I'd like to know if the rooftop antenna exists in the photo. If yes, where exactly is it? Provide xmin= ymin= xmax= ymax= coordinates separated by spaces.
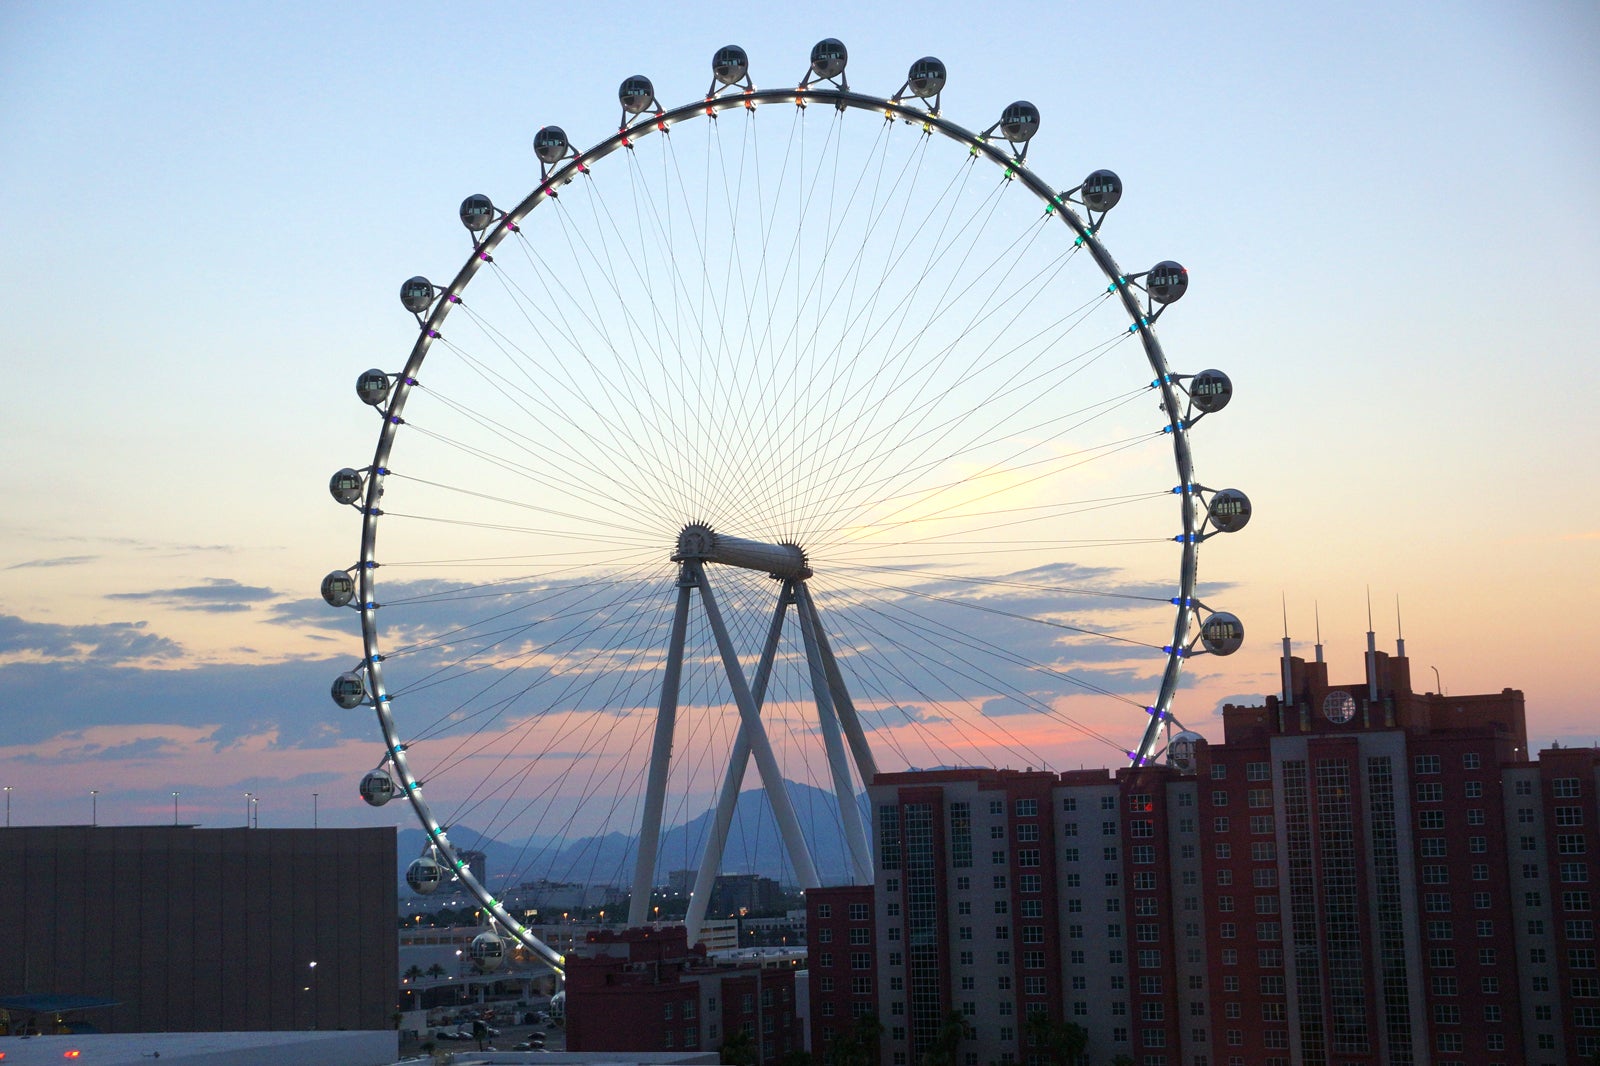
xmin=1395 ymin=596 xmax=1406 ymax=658
xmin=1280 ymin=593 xmax=1294 ymax=708
xmin=1314 ymin=601 xmax=1325 ymax=663
xmin=1365 ymin=586 xmax=1379 ymax=701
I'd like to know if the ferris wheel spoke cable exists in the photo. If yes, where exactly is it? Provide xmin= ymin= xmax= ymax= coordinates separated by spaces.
xmin=777 ymin=122 xmax=933 ymax=530
xmin=593 ymin=167 xmax=730 ymax=513
xmin=391 ymin=569 xmax=671 ymax=719
xmin=815 ymin=580 xmax=1131 ymax=755
xmin=814 ymin=425 xmax=1161 ymax=559
xmin=735 ymin=108 xmax=879 ymax=537
xmin=789 ymin=325 xmax=1134 ymax=530
xmin=806 ymin=435 xmax=1160 ymax=547
xmin=802 ymin=372 xmax=1146 ymax=539
xmin=448 ymin=284 xmax=685 ymax=516
xmin=489 ymin=242 xmax=696 ymax=522
xmin=424 ymin=328 xmax=684 ymax=529
xmin=811 ymin=600 xmax=1045 ymax=770
xmin=788 ymin=161 xmax=1002 ymax=528
xmin=417 ymin=581 xmax=677 ymax=793
xmin=545 ymin=195 xmax=716 ymax=515
xmin=796 ymin=211 xmax=1077 ymax=537
xmin=377 ymin=563 xmax=666 ymax=660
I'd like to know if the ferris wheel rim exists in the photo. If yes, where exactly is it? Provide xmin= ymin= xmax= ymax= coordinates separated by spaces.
xmin=342 ymin=68 xmax=1219 ymax=978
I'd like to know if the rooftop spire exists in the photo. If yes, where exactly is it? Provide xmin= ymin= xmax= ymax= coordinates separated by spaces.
xmin=1396 ymin=595 xmax=1406 ymax=658
xmin=1314 ymin=601 xmax=1324 ymax=663
xmin=1365 ymin=586 xmax=1379 ymax=701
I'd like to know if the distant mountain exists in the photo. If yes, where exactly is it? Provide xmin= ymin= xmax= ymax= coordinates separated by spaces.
xmin=396 ymin=779 xmax=867 ymax=892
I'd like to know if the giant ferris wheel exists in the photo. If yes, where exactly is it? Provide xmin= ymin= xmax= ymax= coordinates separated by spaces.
xmin=322 ymin=42 xmax=1249 ymax=975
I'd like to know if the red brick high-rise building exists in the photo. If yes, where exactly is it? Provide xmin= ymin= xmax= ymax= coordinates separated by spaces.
xmin=566 ymin=925 xmax=802 ymax=1063
xmin=817 ymin=637 xmax=1596 ymax=1066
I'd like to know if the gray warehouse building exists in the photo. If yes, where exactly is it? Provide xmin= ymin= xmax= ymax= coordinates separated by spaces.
xmin=0 ymin=825 xmax=396 ymax=1034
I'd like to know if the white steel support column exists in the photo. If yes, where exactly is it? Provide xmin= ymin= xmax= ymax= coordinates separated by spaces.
xmin=685 ymin=581 xmax=792 ymax=945
xmin=628 ymin=566 xmax=693 ymax=926
xmin=797 ymin=585 xmax=874 ymax=884
xmin=796 ymin=582 xmax=879 ymax=783
xmin=691 ymin=560 xmax=822 ymax=890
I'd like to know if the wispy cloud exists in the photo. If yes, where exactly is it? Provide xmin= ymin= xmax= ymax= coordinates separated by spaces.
xmin=6 ymin=554 xmax=99 ymax=570
xmin=107 ymin=578 xmax=277 ymax=612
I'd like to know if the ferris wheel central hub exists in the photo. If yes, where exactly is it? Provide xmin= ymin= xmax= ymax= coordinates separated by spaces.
xmin=674 ymin=522 xmax=812 ymax=580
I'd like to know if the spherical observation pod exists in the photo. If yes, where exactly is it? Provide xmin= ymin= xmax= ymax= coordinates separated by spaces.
xmin=1206 ymin=489 xmax=1251 ymax=533
xmin=1082 ymin=169 xmax=1122 ymax=213
xmin=331 ymin=670 xmax=368 ymax=709
xmin=321 ymin=570 xmax=356 ymax=608
xmin=329 ymin=468 xmax=364 ymax=505
xmin=360 ymin=767 xmax=396 ymax=806
xmin=1147 ymin=260 xmax=1188 ymax=304
xmin=619 ymin=75 xmax=656 ymax=115
xmin=470 ymin=931 xmax=507 ymax=971
xmin=907 ymin=56 xmax=946 ymax=98
xmin=533 ymin=126 xmax=569 ymax=165
xmin=1323 ymin=689 xmax=1357 ymax=724
xmin=1199 ymin=612 xmax=1244 ymax=656
xmin=809 ymin=38 xmax=847 ymax=80
xmin=406 ymin=855 xmax=445 ymax=895
xmin=1167 ymin=730 xmax=1205 ymax=773
xmin=400 ymin=276 xmax=436 ymax=314
xmin=459 ymin=194 xmax=496 ymax=232
xmin=712 ymin=45 xmax=749 ymax=87
xmin=999 ymin=101 xmax=1040 ymax=143
xmin=356 ymin=369 xmax=391 ymax=407
xmin=1189 ymin=369 xmax=1233 ymax=413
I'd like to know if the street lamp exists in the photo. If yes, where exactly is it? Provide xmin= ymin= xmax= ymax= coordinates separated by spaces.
xmin=250 ymin=795 xmax=259 ymax=828
xmin=90 ymin=790 xmax=99 ymax=827
xmin=313 ymin=792 xmax=319 ymax=829
xmin=244 ymin=792 xmax=253 ymax=828
xmin=4 ymin=786 xmax=12 ymax=827
xmin=172 ymin=792 xmax=180 ymax=826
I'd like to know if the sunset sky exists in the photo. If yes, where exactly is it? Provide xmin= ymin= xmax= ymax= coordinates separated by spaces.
xmin=2 ymin=1 xmax=1596 ymax=838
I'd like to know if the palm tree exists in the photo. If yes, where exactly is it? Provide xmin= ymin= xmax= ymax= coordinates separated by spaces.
xmin=426 ymin=963 xmax=448 ymax=980
xmin=404 ymin=964 xmax=425 ymax=982
xmin=1021 ymin=1014 xmax=1088 ymax=1066
xmin=919 ymin=1011 xmax=967 ymax=1066
xmin=722 ymin=1028 xmax=758 ymax=1066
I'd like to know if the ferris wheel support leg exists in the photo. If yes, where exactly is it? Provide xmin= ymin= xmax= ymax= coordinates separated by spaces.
xmin=797 ymin=583 xmax=879 ymax=783
xmin=796 ymin=583 xmax=874 ymax=884
xmin=628 ymin=568 xmax=693 ymax=926
xmin=693 ymin=560 xmax=822 ymax=890
xmin=685 ymin=581 xmax=792 ymax=945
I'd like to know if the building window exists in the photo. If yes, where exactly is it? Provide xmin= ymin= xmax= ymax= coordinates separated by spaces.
xmin=1463 ymin=752 xmax=1480 ymax=769
xmin=1416 ymin=782 xmax=1444 ymax=803
xmin=1555 ymin=778 xmax=1583 ymax=798
xmin=1418 ymin=811 xmax=1445 ymax=830
xmin=1062 ymin=797 xmax=1077 ymax=812
xmin=1414 ymin=754 xmax=1441 ymax=775
xmin=1016 ymin=799 xmax=1038 ymax=817
xmin=817 ymin=904 xmax=832 ymax=919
